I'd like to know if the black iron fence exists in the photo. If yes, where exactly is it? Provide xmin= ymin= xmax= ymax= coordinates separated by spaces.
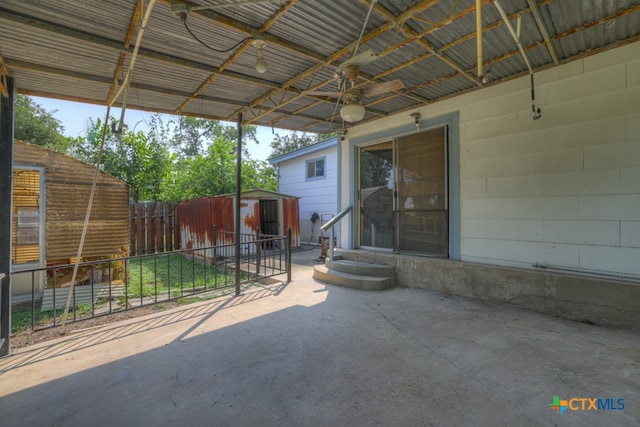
xmin=12 ymin=230 xmax=292 ymax=332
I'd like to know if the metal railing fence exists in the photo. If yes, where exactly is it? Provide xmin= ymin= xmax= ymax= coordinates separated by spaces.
xmin=12 ymin=230 xmax=291 ymax=332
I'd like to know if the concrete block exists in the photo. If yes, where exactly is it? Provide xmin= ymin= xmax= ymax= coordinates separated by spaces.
xmin=466 ymin=114 xmax=517 ymax=140
xmin=511 ymin=196 xmax=578 ymax=220
xmin=516 ymin=147 xmax=583 ymax=175
xmin=543 ymin=169 xmax=620 ymax=196
xmin=629 ymin=58 xmax=640 ymax=88
xmin=548 ymin=64 xmax=625 ymax=104
xmin=548 ymin=116 xmax=626 ymax=149
xmin=462 ymin=198 xmax=512 ymax=219
xmin=627 ymin=112 xmax=640 ymax=140
xmin=461 ymin=99 xmax=494 ymax=122
xmin=462 ymin=238 xmax=579 ymax=267
xmin=461 ymin=218 xmax=487 ymax=238
xmin=513 ymin=129 xmax=549 ymax=154
xmin=463 ymin=139 xmax=492 ymax=161
xmin=579 ymin=245 xmax=640 ymax=276
xmin=584 ymin=87 xmax=640 ymax=121
xmin=484 ymin=219 xmax=544 ymax=242
xmin=517 ymin=99 xmax=583 ymax=133
xmin=464 ymin=158 xmax=486 ymax=180
xmin=579 ymin=195 xmax=640 ymax=220
xmin=584 ymin=47 xmax=629 ymax=72
xmin=621 ymin=166 xmax=640 ymax=193
xmin=487 ymin=175 xmax=544 ymax=198
xmin=494 ymin=92 xmax=519 ymax=117
xmin=461 ymin=178 xmax=486 ymax=199
xmin=536 ymin=59 xmax=584 ymax=85
xmin=484 ymin=156 xmax=520 ymax=178
xmin=621 ymin=221 xmax=640 ymax=248
xmin=543 ymin=220 xmax=620 ymax=246
xmin=463 ymin=134 xmax=517 ymax=161
xmin=584 ymin=141 xmax=640 ymax=170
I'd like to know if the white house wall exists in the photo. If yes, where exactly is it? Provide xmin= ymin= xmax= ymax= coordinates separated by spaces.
xmin=343 ymin=41 xmax=640 ymax=277
xmin=277 ymin=148 xmax=337 ymax=243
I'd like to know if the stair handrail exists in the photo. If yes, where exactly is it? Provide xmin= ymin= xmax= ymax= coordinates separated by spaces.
xmin=320 ymin=205 xmax=352 ymax=261
xmin=321 ymin=205 xmax=352 ymax=232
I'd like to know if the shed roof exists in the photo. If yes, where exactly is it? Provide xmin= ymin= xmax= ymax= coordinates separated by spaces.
xmin=1 ymin=1 xmax=639 ymax=134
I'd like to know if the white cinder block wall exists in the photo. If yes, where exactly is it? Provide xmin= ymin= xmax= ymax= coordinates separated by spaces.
xmin=276 ymin=148 xmax=338 ymax=243
xmin=344 ymin=41 xmax=640 ymax=277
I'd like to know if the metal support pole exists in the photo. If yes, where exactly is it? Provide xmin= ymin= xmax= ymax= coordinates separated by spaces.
xmin=287 ymin=227 xmax=292 ymax=283
xmin=255 ymin=227 xmax=261 ymax=278
xmin=329 ymin=226 xmax=335 ymax=261
xmin=235 ymin=113 xmax=242 ymax=296
xmin=0 ymin=76 xmax=14 ymax=357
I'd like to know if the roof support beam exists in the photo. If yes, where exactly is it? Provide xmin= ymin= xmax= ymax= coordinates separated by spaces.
xmin=527 ymin=0 xmax=560 ymax=65
xmin=175 ymin=0 xmax=299 ymax=114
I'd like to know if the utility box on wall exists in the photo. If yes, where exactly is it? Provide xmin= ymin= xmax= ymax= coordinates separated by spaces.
xmin=176 ymin=189 xmax=300 ymax=256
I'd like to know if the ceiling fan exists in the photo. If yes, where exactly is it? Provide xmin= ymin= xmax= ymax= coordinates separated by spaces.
xmin=304 ymin=51 xmax=405 ymax=123
xmin=302 ymin=0 xmax=404 ymax=123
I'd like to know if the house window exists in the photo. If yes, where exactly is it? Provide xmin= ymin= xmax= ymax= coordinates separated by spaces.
xmin=306 ymin=157 xmax=325 ymax=180
xmin=12 ymin=168 xmax=41 ymax=264
xmin=17 ymin=207 xmax=40 ymax=245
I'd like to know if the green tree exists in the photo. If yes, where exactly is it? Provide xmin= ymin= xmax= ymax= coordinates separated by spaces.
xmin=72 ymin=117 xmax=172 ymax=201
xmin=14 ymin=95 xmax=74 ymax=153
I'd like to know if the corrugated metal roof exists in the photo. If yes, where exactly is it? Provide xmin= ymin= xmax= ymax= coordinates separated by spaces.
xmin=1 ymin=0 xmax=639 ymax=134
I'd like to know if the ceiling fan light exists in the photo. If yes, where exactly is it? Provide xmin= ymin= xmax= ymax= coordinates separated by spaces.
xmin=252 ymin=38 xmax=268 ymax=73
xmin=255 ymin=53 xmax=268 ymax=74
xmin=340 ymin=103 xmax=366 ymax=122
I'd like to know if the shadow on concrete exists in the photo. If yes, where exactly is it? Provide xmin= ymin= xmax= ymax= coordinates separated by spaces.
xmin=0 ymin=281 xmax=288 ymax=374
xmin=0 ymin=253 xmax=638 ymax=426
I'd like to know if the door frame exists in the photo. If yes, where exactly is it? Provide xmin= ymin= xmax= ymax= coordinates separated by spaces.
xmin=349 ymin=111 xmax=460 ymax=260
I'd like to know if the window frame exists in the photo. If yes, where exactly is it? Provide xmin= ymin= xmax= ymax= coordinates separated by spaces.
xmin=305 ymin=156 xmax=326 ymax=181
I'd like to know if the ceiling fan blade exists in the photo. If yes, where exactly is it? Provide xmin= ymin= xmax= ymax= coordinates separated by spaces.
xmin=303 ymin=90 xmax=344 ymax=97
xmin=362 ymin=79 xmax=405 ymax=97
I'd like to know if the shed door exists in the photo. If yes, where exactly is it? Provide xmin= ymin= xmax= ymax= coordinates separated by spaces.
xmin=259 ymin=200 xmax=279 ymax=236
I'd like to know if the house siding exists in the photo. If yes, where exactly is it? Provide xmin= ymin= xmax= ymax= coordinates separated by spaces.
xmin=343 ymin=41 xmax=640 ymax=278
xmin=273 ymin=141 xmax=338 ymax=243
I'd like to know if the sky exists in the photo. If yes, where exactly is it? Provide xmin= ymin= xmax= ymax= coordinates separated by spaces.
xmin=32 ymin=96 xmax=292 ymax=161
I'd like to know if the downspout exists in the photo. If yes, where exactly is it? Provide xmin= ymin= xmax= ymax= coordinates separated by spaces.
xmin=476 ymin=0 xmax=483 ymax=83
xmin=494 ymin=0 xmax=541 ymax=119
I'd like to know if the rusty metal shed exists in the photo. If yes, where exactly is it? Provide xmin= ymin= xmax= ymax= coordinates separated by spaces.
xmin=176 ymin=189 xmax=300 ymax=254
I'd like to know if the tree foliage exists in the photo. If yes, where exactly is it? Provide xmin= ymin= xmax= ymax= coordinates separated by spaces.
xmin=70 ymin=113 xmax=276 ymax=202
xmin=269 ymin=131 xmax=336 ymax=157
xmin=14 ymin=95 xmax=75 ymax=153
xmin=14 ymin=96 xmax=278 ymax=202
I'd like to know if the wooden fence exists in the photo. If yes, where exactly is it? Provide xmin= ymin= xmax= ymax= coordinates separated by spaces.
xmin=130 ymin=202 xmax=180 ymax=256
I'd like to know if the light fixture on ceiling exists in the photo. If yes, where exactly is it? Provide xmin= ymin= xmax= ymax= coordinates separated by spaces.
xmin=340 ymin=91 xmax=365 ymax=123
xmin=410 ymin=111 xmax=421 ymax=132
xmin=252 ymin=36 xmax=268 ymax=74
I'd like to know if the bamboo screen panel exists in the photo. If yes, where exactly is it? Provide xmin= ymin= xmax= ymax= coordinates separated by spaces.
xmin=11 ymin=168 xmax=40 ymax=264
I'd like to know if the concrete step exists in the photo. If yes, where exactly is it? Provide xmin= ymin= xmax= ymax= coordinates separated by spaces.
xmin=325 ymin=259 xmax=394 ymax=278
xmin=313 ymin=264 xmax=393 ymax=290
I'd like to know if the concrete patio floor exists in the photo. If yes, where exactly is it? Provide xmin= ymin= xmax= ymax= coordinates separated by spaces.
xmin=1 ymin=248 xmax=638 ymax=426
